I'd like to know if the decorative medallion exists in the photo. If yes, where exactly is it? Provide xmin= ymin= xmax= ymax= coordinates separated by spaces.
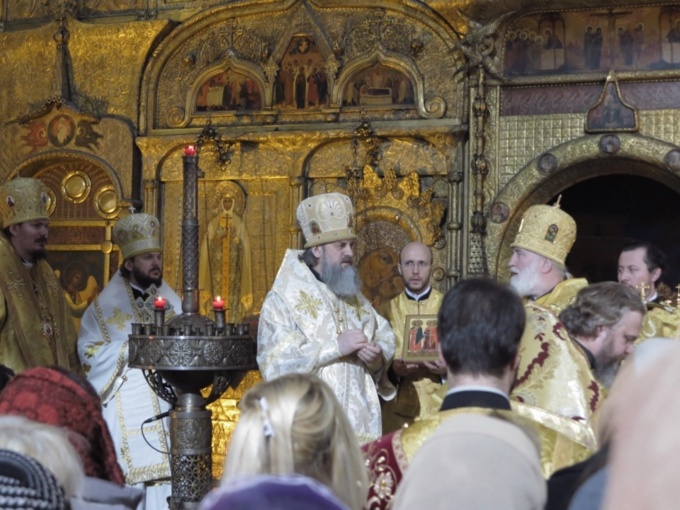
xmin=598 ymin=134 xmax=621 ymax=155
xmin=61 ymin=171 xmax=92 ymax=204
xmin=664 ymin=150 xmax=680 ymax=172
xmin=48 ymin=114 xmax=76 ymax=147
xmin=489 ymin=202 xmax=510 ymax=224
xmin=94 ymin=186 xmax=120 ymax=219
xmin=537 ymin=153 xmax=558 ymax=174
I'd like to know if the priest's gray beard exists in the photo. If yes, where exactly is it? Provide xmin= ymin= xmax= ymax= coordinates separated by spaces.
xmin=321 ymin=257 xmax=361 ymax=300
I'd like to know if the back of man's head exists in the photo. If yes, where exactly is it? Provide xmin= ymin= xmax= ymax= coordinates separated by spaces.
xmin=438 ymin=278 xmax=525 ymax=378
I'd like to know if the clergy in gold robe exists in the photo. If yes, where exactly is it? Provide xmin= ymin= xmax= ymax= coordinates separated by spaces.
xmin=258 ymin=193 xmax=395 ymax=444
xmin=0 ymin=178 xmax=78 ymax=373
xmin=508 ymin=201 xmax=597 ymax=418
xmin=641 ymin=303 xmax=678 ymax=339
xmin=512 ymin=301 xmax=604 ymax=421
xmin=514 ymin=283 xmax=645 ymax=427
xmin=379 ymin=241 xmax=445 ymax=433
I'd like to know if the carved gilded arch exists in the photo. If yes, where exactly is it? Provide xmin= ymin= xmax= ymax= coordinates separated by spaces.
xmin=139 ymin=0 xmax=462 ymax=132
xmin=334 ymin=49 xmax=446 ymax=119
xmin=486 ymin=133 xmax=680 ymax=280
xmin=169 ymin=56 xmax=270 ymax=128
xmin=13 ymin=150 xmax=126 ymax=212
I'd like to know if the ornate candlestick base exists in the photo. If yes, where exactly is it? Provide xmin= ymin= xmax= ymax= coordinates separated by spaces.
xmin=129 ymin=312 xmax=256 ymax=509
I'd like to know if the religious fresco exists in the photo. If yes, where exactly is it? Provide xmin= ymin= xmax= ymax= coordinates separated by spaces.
xmin=21 ymin=113 xmax=103 ymax=153
xmin=341 ymin=63 xmax=414 ymax=108
xmin=358 ymin=247 xmax=404 ymax=309
xmin=195 ymin=70 xmax=262 ymax=112
xmin=586 ymin=79 xmax=638 ymax=132
xmin=274 ymin=36 xmax=328 ymax=110
xmin=504 ymin=6 xmax=680 ymax=76
xmin=50 ymin=251 xmax=105 ymax=332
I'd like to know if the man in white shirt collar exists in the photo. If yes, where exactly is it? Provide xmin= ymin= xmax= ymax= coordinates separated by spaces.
xmin=617 ymin=241 xmax=666 ymax=303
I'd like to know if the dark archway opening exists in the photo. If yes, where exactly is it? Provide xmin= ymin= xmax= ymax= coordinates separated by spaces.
xmin=555 ymin=174 xmax=680 ymax=294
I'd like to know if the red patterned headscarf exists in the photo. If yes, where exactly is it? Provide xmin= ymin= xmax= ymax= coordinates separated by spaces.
xmin=0 ymin=367 xmax=125 ymax=485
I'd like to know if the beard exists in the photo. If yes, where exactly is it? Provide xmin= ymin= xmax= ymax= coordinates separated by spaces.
xmin=31 ymin=236 xmax=48 ymax=261
xmin=321 ymin=256 xmax=361 ymax=300
xmin=594 ymin=360 xmax=621 ymax=389
xmin=593 ymin=336 xmax=625 ymax=389
xmin=510 ymin=259 xmax=543 ymax=298
xmin=132 ymin=266 xmax=162 ymax=289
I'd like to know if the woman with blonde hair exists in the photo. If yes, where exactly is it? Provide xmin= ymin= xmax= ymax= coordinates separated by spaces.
xmin=221 ymin=373 xmax=368 ymax=510
xmin=0 ymin=415 xmax=84 ymax=499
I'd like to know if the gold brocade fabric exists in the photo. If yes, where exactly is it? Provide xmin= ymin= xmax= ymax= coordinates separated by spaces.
xmin=511 ymin=301 xmax=605 ymax=423
xmin=0 ymin=235 xmax=78 ymax=373
xmin=512 ymin=401 xmax=596 ymax=477
xmin=637 ymin=304 xmax=679 ymax=343
xmin=380 ymin=290 xmax=445 ymax=433
xmin=534 ymin=277 xmax=587 ymax=315
xmin=399 ymin=405 xmax=594 ymax=474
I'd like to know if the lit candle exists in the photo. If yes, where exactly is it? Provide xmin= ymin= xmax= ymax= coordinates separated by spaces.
xmin=212 ymin=296 xmax=225 ymax=311
xmin=184 ymin=145 xmax=196 ymax=157
xmin=154 ymin=296 xmax=168 ymax=310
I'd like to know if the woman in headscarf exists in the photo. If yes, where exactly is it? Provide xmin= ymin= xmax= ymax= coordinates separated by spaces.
xmin=0 ymin=366 xmax=124 ymax=483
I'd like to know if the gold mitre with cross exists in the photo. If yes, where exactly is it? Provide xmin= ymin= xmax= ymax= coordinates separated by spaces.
xmin=113 ymin=212 xmax=161 ymax=260
xmin=512 ymin=197 xmax=576 ymax=268
xmin=0 ymin=178 xmax=50 ymax=228
xmin=296 ymin=192 xmax=356 ymax=248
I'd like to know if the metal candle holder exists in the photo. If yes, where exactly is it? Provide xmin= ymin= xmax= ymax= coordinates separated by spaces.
xmin=129 ymin=147 xmax=256 ymax=509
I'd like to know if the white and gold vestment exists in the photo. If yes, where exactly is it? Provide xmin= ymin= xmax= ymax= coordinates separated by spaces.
xmin=258 ymin=249 xmax=396 ymax=444
xmin=78 ymin=272 xmax=182 ymax=508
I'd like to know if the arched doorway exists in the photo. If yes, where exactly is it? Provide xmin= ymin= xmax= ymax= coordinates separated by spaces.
xmin=486 ymin=135 xmax=680 ymax=282
xmin=557 ymin=172 xmax=680 ymax=291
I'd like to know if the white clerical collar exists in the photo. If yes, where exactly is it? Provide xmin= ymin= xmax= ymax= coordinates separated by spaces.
xmin=404 ymin=286 xmax=432 ymax=301
xmin=130 ymin=283 xmax=146 ymax=294
xmin=646 ymin=290 xmax=658 ymax=303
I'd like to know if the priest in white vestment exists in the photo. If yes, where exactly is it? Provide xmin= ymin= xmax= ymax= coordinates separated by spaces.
xmin=258 ymin=192 xmax=396 ymax=444
xmin=78 ymin=213 xmax=182 ymax=509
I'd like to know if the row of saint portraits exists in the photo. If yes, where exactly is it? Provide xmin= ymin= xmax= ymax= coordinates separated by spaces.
xmin=195 ymin=7 xmax=680 ymax=115
xmin=195 ymin=37 xmax=414 ymax=113
xmin=505 ymin=8 xmax=680 ymax=75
